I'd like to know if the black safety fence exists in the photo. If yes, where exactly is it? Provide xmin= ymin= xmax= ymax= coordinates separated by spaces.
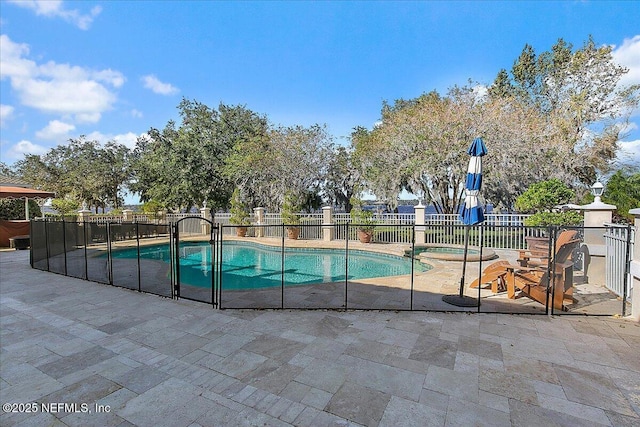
xmin=30 ymin=220 xmax=632 ymax=317
xmin=31 ymin=219 xmax=173 ymax=297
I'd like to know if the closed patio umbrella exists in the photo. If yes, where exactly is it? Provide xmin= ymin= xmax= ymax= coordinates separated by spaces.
xmin=443 ymin=137 xmax=487 ymax=307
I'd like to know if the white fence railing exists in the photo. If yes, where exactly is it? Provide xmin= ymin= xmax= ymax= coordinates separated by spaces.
xmin=71 ymin=211 xmax=544 ymax=249
xmin=424 ymin=213 xmax=532 ymax=226
xmin=82 ymin=214 xmax=154 ymax=224
xmin=604 ymin=224 xmax=634 ymax=299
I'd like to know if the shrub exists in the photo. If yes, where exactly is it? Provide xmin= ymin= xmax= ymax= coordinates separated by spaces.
xmin=0 ymin=199 xmax=42 ymax=220
xmin=523 ymin=211 xmax=583 ymax=226
xmin=229 ymin=188 xmax=251 ymax=226
xmin=281 ymin=191 xmax=302 ymax=226
xmin=515 ymin=179 xmax=575 ymax=213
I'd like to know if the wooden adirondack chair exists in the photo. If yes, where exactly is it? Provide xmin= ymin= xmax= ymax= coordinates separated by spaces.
xmin=517 ymin=230 xmax=578 ymax=268
xmin=505 ymin=238 xmax=581 ymax=310
xmin=471 ymin=231 xmax=581 ymax=310
xmin=470 ymin=260 xmax=511 ymax=293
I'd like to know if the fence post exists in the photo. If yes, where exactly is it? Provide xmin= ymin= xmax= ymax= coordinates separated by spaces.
xmin=123 ymin=209 xmax=134 ymax=222
xmin=254 ymin=207 xmax=265 ymax=237
xmin=157 ymin=209 xmax=167 ymax=224
xmin=630 ymin=208 xmax=640 ymax=321
xmin=77 ymin=206 xmax=91 ymax=222
xmin=77 ymin=206 xmax=92 ymax=243
xmin=322 ymin=206 xmax=334 ymax=241
xmin=578 ymin=198 xmax=616 ymax=286
xmin=200 ymin=206 xmax=211 ymax=235
xmin=414 ymin=203 xmax=425 ymax=245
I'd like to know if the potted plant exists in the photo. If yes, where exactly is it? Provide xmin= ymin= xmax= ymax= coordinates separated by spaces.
xmin=350 ymin=197 xmax=376 ymax=243
xmin=229 ymin=188 xmax=251 ymax=237
xmin=281 ymin=191 xmax=302 ymax=239
xmin=516 ymin=179 xmax=583 ymax=230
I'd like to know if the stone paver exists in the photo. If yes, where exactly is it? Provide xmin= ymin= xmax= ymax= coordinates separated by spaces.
xmin=1 ymin=249 xmax=639 ymax=426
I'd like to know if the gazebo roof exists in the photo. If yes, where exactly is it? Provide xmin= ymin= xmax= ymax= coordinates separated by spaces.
xmin=0 ymin=185 xmax=55 ymax=199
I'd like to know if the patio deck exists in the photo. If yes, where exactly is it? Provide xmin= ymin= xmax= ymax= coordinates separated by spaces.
xmin=1 ymin=249 xmax=639 ymax=426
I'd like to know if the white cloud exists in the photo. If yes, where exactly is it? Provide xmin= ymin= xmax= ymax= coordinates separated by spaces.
xmin=8 ymin=0 xmax=102 ymax=30
xmin=612 ymin=35 xmax=640 ymax=87
xmin=0 ymin=34 xmax=124 ymax=123
xmin=35 ymin=120 xmax=75 ymax=140
xmin=0 ymin=104 xmax=15 ymax=127
xmin=142 ymin=74 xmax=179 ymax=95
xmin=7 ymin=139 xmax=48 ymax=159
xmin=84 ymin=131 xmax=146 ymax=149
xmin=131 ymin=109 xmax=143 ymax=118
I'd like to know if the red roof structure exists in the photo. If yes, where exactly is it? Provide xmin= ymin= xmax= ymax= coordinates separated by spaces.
xmin=0 ymin=186 xmax=55 ymax=199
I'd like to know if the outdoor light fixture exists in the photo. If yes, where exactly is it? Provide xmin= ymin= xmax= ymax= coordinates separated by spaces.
xmin=591 ymin=181 xmax=604 ymax=203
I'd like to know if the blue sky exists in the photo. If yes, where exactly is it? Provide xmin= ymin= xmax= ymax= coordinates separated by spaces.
xmin=1 ymin=1 xmax=639 ymax=194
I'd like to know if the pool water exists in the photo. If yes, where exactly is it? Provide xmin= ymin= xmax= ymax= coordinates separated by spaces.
xmin=112 ymin=242 xmax=429 ymax=290
xmin=413 ymin=246 xmax=479 ymax=255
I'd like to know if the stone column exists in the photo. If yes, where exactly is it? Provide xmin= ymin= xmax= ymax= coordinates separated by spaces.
xmin=123 ymin=209 xmax=134 ymax=222
xmin=77 ymin=207 xmax=92 ymax=222
xmin=630 ymin=208 xmax=640 ymax=321
xmin=579 ymin=199 xmax=616 ymax=286
xmin=200 ymin=206 xmax=211 ymax=235
xmin=157 ymin=209 xmax=167 ymax=224
xmin=414 ymin=203 xmax=426 ymax=245
xmin=322 ymin=206 xmax=334 ymax=241
xmin=254 ymin=207 xmax=265 ymax=238
xmin=78 ymin=206 xmax=92 ymax=242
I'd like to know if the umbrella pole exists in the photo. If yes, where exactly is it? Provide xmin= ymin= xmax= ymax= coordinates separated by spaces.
xmin=459 ymin=225 xmax=470 ymax=297
xmin=442 ymin=224 xmax=478 ymax=307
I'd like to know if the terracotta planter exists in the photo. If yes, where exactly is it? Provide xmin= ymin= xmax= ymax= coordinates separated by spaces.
xmin=357 ymin=229 xmax=373 ymax=243
xmin=287 ymin=227 xmax=300 ymax=240
xmin=236 ymin=226 xmax=248 ymax=237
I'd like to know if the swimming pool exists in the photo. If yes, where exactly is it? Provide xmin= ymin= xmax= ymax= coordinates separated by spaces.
xmin=112 ymin=241 xmax=430 ymax=290
xmin=405 ymin=244 xmax=496 ymax=261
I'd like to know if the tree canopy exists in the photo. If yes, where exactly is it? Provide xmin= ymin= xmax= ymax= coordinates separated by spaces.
xmin=490 ymin=37 xmax=639 ymax=183
xmin=5 ymin=37 xmax=637 ymax=216
xmin=353 ymin=37 xmax=639 ymax=213
xmin=15 ymin=137 xmax=130 ymax=212
xmin=131 ymin=98 xmax=268 ymax=211
xmin=602 ymin=170 xmax=640 ymax=223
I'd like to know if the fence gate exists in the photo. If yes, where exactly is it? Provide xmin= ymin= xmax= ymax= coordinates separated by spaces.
xmin=604 ymin=224 xmax=633 ymax=306
xmin=173 ymin=216 xmax=220 ymax=307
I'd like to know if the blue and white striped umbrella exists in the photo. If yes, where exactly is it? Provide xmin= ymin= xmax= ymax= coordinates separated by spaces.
xmin=459 ymin=137 xmax=487 ymax=225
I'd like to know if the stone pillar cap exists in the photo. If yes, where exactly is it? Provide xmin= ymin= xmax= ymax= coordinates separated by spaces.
xmin=579 ymin=201 xmax=616 ymax=210
xmin=629 ymin=208 xmax=640 ymax=216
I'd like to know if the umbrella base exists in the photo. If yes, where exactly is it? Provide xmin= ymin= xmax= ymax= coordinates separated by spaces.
xmin=442 ymin=294 xmax=479 ymax=307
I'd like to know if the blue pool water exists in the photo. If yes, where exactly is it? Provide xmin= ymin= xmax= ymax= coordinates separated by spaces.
xmin=111 ymin=241 xmax=429 ymax=290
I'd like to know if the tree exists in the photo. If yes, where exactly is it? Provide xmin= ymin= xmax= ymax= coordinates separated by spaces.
xmin=132 ymin=99 xmax=268 ymax=211
xmin=352 ymin=87 xmax=558 ymax=213
xmin=96 ymin=141 xmax=131 ymax=209
xmin=515 ymin=179 xmax=575 ymax=213
xmin=353 ymin=90 xmax=476 ymax=214
xmin=515 ymin=179 xmax=582 ymax=226
xmin=0 ymin=162 xmax=17 ymax=177
xmin=51 ymin=198 xmax=80 ymax=216
xmin=489 ymin=37 xmax=640 ymax=185
xmin=15 ymin=138 xmax=131 ymax=211
xmin=226 ymin=124 xmax=333 ymax=211
xmin=322 ymin=146 xmax=360 ymax=212
xmin=356 ymin=36 xmax=639 ymax=214
xmin=0 ymin=199 xmax=41 ymax=220
xmin=229 ymin=188 xmax=251 ymax=226
xmin=602 ymin=170 xmax=640 ymax=223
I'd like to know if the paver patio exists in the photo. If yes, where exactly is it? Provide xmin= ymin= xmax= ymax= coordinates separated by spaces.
xmin=1 ymin=249 xmax=639 ymax=426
